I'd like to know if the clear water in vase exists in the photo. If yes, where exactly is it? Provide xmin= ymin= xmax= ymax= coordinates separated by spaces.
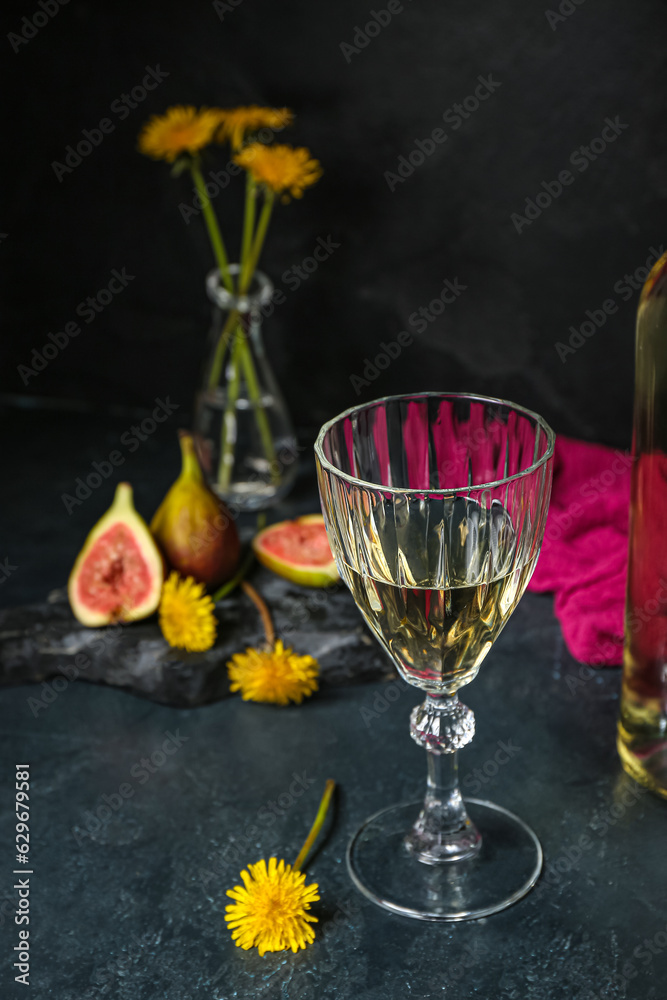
xmin=195 ymin=384 xmax=299 ymax=510
xmin=193 ymin=266 xmax=298 ymax=511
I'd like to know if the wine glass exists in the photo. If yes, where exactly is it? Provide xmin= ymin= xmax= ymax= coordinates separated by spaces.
xmin=315 ymin=392 xmax=554 ymax=921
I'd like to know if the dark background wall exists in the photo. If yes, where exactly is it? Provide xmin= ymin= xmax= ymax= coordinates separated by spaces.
xmin=3 ymin=0 xmax=667 ymax=447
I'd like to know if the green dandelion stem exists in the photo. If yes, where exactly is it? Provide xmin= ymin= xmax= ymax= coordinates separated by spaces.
xmin=294 ymin=779 xmax=336 ymax=872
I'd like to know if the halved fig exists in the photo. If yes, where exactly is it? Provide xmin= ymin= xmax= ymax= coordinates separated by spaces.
xmin=68 ymin=482 xmax=164 ymax=626
xmin=252 ymin=514 xmax=339 ymax=588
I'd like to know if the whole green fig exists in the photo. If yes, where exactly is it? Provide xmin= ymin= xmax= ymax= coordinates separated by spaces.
xmin=151 ymin=431 xmax=240 ymax=588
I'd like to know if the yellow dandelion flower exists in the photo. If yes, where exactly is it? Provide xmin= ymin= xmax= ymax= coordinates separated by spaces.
xmin=225 ymin=857 xmax=319 ymax=955
xmin=216 ymin=105 xmax=294 ymax=150
xmin=227 ymin=639 xmax=319 ymax=705
xmin=158 ymin=572 xmax=217 ymax=652
xmin=234 ymin=144 xmax=322 ymax=201
xmin=138 ymin=105 xmax=223 ymax=162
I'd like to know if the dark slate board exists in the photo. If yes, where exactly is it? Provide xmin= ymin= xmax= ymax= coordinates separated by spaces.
xmin=0 ymin=569 xmax=394 ymax=707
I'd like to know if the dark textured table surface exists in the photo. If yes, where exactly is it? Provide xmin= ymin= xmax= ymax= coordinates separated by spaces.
xmin=2 ymin=405 xmax=667 ymax=999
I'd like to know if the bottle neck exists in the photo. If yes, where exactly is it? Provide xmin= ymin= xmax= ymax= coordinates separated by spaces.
xmin=206 ymin=265 xmax=273 ymax=313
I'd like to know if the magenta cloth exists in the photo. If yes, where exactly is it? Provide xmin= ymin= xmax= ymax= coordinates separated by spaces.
xmin=527 ymin=435 xmax=632 ymax=666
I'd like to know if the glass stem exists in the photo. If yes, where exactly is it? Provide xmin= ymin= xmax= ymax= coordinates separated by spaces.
xmin=406 ymin=694 xmax=481 ymax=864
xmin=425 ymin=749 xmax=469 ymax=835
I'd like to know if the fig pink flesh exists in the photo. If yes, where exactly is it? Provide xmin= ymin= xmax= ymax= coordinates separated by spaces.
xmin=76 ymin=524 xmax=153 ymax=614
xmin=260 ymin=522 xmax=334 ymax=567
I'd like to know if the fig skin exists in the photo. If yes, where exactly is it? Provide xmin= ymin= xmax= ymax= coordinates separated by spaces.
xmin=151 ymin=431 xmax=241 ymax=589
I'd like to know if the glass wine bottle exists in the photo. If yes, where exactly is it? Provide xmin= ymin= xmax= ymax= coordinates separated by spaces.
xmin=618 ymin=249 xmax=667 ymax=796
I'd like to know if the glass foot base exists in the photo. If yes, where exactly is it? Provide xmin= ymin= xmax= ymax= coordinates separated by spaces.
xmin=347 ymin=798 xmax=542 ymax=921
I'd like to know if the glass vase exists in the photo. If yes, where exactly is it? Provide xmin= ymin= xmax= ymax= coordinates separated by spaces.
xmin=193 ymin=266 xmax=298 ymax=511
